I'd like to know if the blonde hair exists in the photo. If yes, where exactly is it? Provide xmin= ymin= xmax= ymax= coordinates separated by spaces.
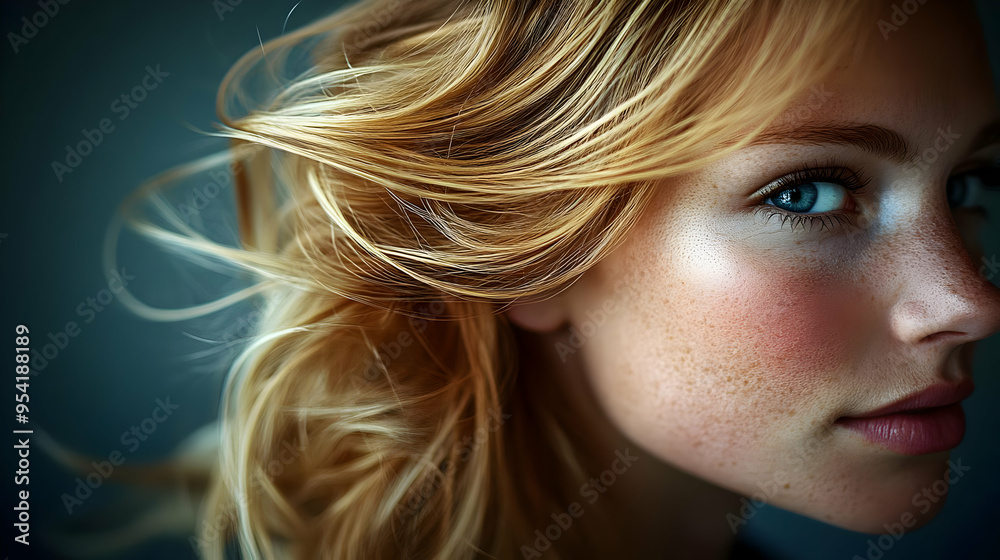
xmin=107 ymin=0 xmax=879 ymax=557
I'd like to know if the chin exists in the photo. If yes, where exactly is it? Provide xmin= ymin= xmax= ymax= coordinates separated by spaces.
xmin=823 ymin=497 xmax=946 ymax=535
xmin=791 ymin=451 xmax=963 ymax=535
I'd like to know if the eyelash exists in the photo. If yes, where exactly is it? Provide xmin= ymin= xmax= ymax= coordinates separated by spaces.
xmin=754 ymin=165 xmax=872 ymax=232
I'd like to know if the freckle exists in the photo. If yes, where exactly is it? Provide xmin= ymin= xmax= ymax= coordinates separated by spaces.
xmin=788 ymin=409 xmax=796 ymax=416
xmin=783 ymin=483 xmax=790 ymax=489
xmin=718 ymin=462 xmax=725 ymax=467
xmin=731 ymin=461 xmax=736 ymax=466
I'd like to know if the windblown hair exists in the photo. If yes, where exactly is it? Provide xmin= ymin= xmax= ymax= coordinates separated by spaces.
xmin=106 ymin=0 xmax=878 ymax=558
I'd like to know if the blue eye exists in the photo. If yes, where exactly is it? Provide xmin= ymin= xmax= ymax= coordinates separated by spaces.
xmin=946 ymin=173 xmax=983 ymax=209
xmin=765 ymin=181 xmax=850 ymax=214
xmin=754 ymin=166 xmax=870 ymax=231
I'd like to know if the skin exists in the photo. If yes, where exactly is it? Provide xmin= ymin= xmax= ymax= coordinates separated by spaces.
xmin=506 ymin=0 xmax=1000 ymax=553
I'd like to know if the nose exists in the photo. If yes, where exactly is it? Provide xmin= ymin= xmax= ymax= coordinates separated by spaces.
xmin=887 ymin=201 xmax=1000 ymax=348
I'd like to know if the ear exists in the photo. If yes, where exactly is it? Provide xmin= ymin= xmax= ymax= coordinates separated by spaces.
xmin=504 ymin=296 xmax=568 ymax=333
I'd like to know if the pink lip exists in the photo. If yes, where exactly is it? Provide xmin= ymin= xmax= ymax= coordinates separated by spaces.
xmin=836 ymin=379 xmax=975 ymax=455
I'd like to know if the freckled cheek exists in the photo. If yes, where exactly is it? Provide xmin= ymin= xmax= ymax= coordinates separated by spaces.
xmin=696 ymin=267 xmax=869 ymax=422
xmin=580 ymin=247 xmax=876 ymax=471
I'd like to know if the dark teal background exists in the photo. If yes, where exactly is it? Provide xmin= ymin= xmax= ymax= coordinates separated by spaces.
xmin=1 ymin=1 xmax=999 ymax=559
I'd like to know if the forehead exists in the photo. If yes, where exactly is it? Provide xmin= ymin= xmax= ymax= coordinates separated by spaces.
xmin=781 ymin=1 xmax=995 ymax=142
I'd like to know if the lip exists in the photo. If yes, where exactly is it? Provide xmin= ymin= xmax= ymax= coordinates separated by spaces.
xmin=847 ymin=378 xmax=975 ymax=418
xmin=836 ymin=379 xmax=975 ymax=455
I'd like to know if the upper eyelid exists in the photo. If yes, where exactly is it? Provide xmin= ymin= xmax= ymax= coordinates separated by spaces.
xmin=745 ymin=137 xmax=996 ymax=199
xmin=751 ymin=166 xmax=869 ymax=200
xmin=951 ymin=171 xmax=1000 ymax=199
xmin=950 ymin=154 xmax=1000 ymax=179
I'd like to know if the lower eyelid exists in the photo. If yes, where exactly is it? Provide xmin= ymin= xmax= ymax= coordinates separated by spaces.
xmin=753 ymin=206 xmax=856 ymax=232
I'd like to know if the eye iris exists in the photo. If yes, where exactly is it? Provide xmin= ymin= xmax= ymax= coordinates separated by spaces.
xmin=946 ymin=175 xmax=967 ymax=208
xmin=773 ymin=184 xmax=818 ymax=212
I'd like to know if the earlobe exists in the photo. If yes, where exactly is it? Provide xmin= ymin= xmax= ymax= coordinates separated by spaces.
xmin=504 ymin=297 xmax=569 ymax=333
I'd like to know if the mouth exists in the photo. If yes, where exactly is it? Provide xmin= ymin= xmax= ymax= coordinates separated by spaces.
xmin=835 ymin=379 xmax=975 ymax=455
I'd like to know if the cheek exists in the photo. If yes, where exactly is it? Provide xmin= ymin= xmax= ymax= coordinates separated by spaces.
xmin=574 ymin=195 xmax=965 ymax=531
xmin=715 ymin=261 xmax=872 ymax=413
xmin=578 ymin=243 xmax=879 ymax=485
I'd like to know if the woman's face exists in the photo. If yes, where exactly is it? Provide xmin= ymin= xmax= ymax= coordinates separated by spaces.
xmin=508 ymin=1 xmax=1000 ymax=532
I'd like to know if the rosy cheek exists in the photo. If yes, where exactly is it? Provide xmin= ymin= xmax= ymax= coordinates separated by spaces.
xmin=696 ymin=259 xmax=876 ymax=425
xmin=741 ymin=274 xmax=855 ymax=376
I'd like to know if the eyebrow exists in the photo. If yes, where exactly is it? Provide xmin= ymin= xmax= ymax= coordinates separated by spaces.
xmin=748 ymin=123 xmax=915 ymax=164
xmin=747 ymin=119 xmax=1000 ymax=165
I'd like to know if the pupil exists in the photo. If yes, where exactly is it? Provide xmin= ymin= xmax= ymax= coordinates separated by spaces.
xmin=779 ymin=189 xmax=801 ymax=204
xmin=775 ymin=183 xmax=818 ymax=212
